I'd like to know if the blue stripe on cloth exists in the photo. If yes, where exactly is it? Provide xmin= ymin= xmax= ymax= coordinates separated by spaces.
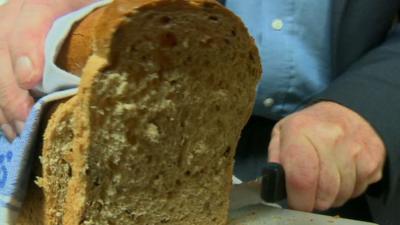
xmin=0 ymin=88 xmax=77 ymax=220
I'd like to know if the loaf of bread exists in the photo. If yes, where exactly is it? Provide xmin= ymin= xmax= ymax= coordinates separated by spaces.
xmin=17 ymin=0 xmax=261 ymax=224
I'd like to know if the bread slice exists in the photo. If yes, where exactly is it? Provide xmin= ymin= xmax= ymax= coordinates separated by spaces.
xmin=17 ymin=0 xmax=261 ymax=224
xmin=16 ymin=99 xmax=72 ymax=225
xmin=39 ymin=97 xmax=78 ymax=225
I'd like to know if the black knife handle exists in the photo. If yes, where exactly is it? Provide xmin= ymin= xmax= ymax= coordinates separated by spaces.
xmin=261 ymin=162 xmax=287 ymax=203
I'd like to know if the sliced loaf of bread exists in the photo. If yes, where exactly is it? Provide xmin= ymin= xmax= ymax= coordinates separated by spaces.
xmin=17 ymin=0 xmax=261 ymax=224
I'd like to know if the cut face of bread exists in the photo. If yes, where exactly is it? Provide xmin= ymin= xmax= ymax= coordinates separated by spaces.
xmin=18 ymin=1 xmax=261 ymax=225
xmin=39 ymin=98 xmax=78 ymax=225
xmin=16 ymin=99 xmax=72 ymax=225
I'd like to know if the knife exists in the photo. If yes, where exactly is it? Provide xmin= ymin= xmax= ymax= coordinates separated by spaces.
xmin=229 ymin=163 xmax=380 ymax=225
xmin=230 ymin=162 xmax=287 ymax=210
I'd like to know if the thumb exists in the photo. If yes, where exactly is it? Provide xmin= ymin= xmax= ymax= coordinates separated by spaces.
xmin=0 ymin=41 xmax=33 ymax=121
xmin=8 ymin=0 xmax=93 ymax=89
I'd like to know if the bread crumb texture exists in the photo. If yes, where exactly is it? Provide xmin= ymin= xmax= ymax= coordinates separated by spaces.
xmin=17 ymin=0 xmax=261 ymax=225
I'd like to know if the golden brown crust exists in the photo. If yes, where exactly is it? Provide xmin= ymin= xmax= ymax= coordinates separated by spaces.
xmin=56 ymin=0 xmax=231 ymax=74
xmin=56 ymin=7 xmax=104 ymax=76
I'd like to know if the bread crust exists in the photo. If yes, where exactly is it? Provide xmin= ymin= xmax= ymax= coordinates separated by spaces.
xmin=56 ymin=0 xmax=242 ymax=76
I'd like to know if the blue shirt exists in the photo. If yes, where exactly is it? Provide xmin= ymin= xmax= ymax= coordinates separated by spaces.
xmin=226 ymin=0 xmax=333 ymax=120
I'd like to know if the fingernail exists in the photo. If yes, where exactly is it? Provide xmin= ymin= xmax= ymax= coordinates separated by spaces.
xmin=15 ymin=56 xmax=33 ymax=83
xmin=15 ymin=121 xmax=25 ymax=135
xmin=1 ymin=123 xmax=16 ymax=142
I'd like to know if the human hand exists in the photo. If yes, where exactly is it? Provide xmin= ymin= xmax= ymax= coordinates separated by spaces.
xmin=0 ymin=0 xmax=93 ymax=141
xmin=268 ymin=101 xmax=386 ymax=211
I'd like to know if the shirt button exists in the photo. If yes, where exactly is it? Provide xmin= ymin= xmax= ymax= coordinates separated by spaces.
xmin=263 ymin=98 xmax=275 ymax=108
xmin=272 ymin=19 xmax=284 ymax=30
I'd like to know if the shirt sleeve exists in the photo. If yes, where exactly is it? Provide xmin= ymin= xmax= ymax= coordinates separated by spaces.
xmin=314 ymin=26 xmax=400 ymax=203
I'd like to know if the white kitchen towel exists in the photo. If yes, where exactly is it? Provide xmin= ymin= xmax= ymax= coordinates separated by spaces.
xmin=0 ymin=1 xmax=111 ymax=224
